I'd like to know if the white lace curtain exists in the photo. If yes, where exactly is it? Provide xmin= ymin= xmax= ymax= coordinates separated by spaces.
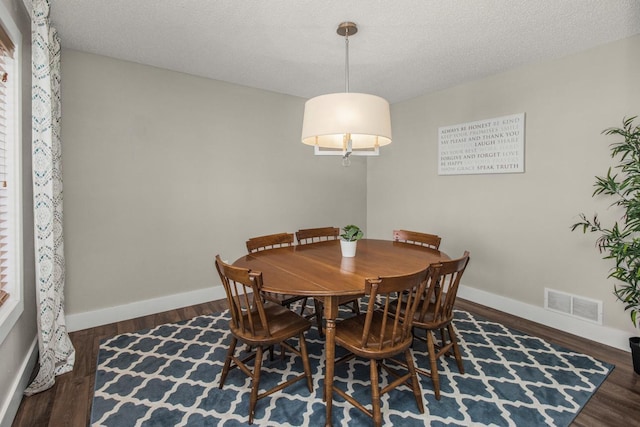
xmin=25 ymin=0 xmax=74 ymax=395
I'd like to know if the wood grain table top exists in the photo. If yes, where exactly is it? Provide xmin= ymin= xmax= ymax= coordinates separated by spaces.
xmin=233 ymin=238 xmax=449 ymax=297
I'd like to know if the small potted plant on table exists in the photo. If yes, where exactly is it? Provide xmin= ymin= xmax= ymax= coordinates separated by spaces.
xmin=340 ymin=224 xmax=363 ymax=257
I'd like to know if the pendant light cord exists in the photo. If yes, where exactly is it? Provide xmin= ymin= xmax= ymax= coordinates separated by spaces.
xmin=344 ymin=30 xmax=350 ymax=93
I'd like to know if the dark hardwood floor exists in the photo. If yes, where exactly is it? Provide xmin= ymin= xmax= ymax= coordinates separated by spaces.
xmin=11 ymin=298 xmax=640 ymax=426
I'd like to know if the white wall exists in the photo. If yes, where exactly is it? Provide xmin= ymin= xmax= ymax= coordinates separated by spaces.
xmin=0 ymin=1 xmax=36 ymax=426
xmin=367 ymin=35 xmax=640 ymax=346
xmin=60 ymin=50 xmax=368 ymax=325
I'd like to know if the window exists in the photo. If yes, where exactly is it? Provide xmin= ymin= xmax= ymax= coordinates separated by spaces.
xmin=0 ymin=2 xmax=22 ymax=346
xmin=0 ymin=21 xmax=14 ymax=309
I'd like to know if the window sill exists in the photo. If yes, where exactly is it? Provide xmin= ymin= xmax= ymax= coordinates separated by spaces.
xmin=0 ymin=296 xmax=23 ymax=345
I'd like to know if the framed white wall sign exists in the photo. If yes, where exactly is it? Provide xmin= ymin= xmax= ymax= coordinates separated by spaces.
xmin=438 ymin=113 xmax=525 ymax=175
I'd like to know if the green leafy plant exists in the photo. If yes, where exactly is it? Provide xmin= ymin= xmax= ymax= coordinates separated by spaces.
xmin=340 ymin=224 xmax=363 ymax=242
xmin=571 ymin=116 xmax=640 ymax=327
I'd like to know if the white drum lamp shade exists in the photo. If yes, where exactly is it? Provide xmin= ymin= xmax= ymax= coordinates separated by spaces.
xmin=301 ymin=92 xmax=392 ymax=150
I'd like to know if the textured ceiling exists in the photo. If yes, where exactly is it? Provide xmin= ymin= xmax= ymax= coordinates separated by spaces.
xmin=49 ymin=0 xmax=640 ymax=103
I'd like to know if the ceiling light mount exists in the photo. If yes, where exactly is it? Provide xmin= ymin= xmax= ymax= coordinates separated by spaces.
xmin=336 ymin=22 xmax=357 ymax=37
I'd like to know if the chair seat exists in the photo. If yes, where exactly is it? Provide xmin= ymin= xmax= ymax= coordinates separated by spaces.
xmin=390 ymin=297 xmax=453 ymax=330
xmin=335 ymin=312 xmax=414 ymax=359
xmin=412 ymin=309 xmax=453 ymax=329
xmin=232 ymin=303 xmax=312 ymax=346
xmin=338 ymin=295 xmax=360 ymax=305
xmin=312 ymin=295 xmax=361 ymax=336
xmin=262 ymin=291 xmax=307 ymax=307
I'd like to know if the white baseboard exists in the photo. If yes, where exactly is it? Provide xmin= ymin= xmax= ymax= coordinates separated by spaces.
xmin=458 ymin=284 xmax=632 ymax=352
xmin=65 ymin=286 xmax=227 ymax=332
xmin=65 ymin=283 xmax=631 ymax=352
xmin=0 ymin=338 xmax=38 ymax=427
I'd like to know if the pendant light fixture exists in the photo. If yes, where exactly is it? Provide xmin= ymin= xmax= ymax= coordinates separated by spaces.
xmin=301 ymin=22 xmax=392 ymax=166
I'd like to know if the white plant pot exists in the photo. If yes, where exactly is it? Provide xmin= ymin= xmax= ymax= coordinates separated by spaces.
xmin=340 ymin=240 xmax=357 ymax=257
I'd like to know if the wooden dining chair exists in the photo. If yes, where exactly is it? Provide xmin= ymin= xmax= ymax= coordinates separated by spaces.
xmin=246 ymin=232 xmax=308 ymax=314
xmin=215 ymin=255 xmax=313 ymax=424
xmin=246 ymin=232 xmax=296 ymax=252
xmin=331 ymin=268 xmax=430 ymax=427
xmin=411 ymin=251 xmax=470 ymax=400
xmin=393 ymin=229 xmax=442 ymax=250
xmin=295 ymin=227 xmax=360 ymax=335
xmin=295 ymin=226 xmax=340 ymax=244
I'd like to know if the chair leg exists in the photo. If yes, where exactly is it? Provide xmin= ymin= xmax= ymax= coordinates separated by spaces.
xmin=298 ymin=332 xmax=313 ymax=392
xmin=314 ymin=299 xmax=324 ymax=336
xmin=448 ymin=323 xmax=465 ymax=374
xmin=426 ymin=330 xmax=441 ymax=400
xmin=352 ymin=299 xmax=360 ymax=315
xmin=405 ymin=349 xmax=425 ymax=414
xmin=249 ymin=346 xmax=264 ymax=424
xmin=298 ymin=297 xmax=308 ymax=316
xmin=219 ymin=336 xmax=237 ymax=388
xmin=370 ymin=359 xmax=382 ymax=427
xmin=439 ymin=328 xmax=447 ymax=347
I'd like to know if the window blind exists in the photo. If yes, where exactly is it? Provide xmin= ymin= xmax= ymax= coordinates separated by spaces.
xmin=0 ymin=23 xmax=13 ymax=308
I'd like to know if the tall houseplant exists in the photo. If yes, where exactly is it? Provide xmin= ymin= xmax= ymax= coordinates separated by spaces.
xmin=571 ymin=117 xmax=640 ymax=372
xmin=571 ymin=117 xmax=640 ymax=327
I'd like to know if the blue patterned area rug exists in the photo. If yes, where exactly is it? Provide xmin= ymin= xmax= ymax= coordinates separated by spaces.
xmin=90 ymin=309 xmax=613 ymax=426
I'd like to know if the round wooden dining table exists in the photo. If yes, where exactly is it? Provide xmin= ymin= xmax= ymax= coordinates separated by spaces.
xmin=233 ymin=238 xmax=449 ymax=427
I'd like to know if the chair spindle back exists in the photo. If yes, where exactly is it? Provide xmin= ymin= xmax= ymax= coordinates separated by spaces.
xmin=296 ymin=227 xmax=340 ymax=245
xmin=416 ymin=251 xmax=470 ymax=325
xmin=393 ymin=229 xmax=442 ymax=250
xmin=361 ymin=268 xmax=429 ymax=351
xmin=215 ymin=255 xmax=271 ymax=338
xmin=246 ymin=233 xmax=294 ymax=253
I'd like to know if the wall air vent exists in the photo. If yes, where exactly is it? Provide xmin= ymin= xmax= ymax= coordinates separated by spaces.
xmin=544 ymin=288 xmax=602 ymax=325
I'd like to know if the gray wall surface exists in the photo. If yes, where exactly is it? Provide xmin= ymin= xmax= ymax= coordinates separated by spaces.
xmin=60 ymin=50 xmax=367 ymax=315
xmin=4 ymin=13 xmax=640 ymax=427
xmin=367 ymin=34 xmax=640 ymax=334
xmin=61 ymin=35 xmax=640 ymax=337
